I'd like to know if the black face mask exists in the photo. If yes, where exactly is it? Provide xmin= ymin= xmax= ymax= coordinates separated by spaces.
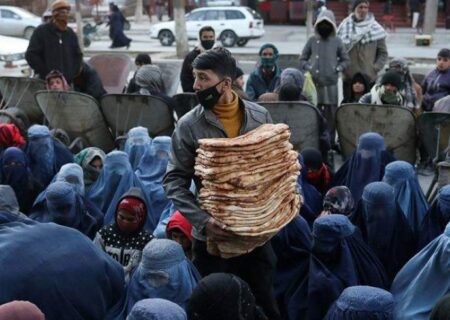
xmin=201 ymin=40 xmax=214 ymax=50
xmin=196 ymin=79 xmax=224 ymax=110
xmin=317 ymin=22 xmax=334 ymax=39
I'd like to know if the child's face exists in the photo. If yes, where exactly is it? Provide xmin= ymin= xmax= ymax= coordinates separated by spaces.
xmin=437 ymin=56 xmax=450 ymax=71
xmin=117 ymin=209 xmax=140 ymax=233
xmin=352 ymin=81 xmax=365 ymax=94
xmin=90 ymin=157 xmax=103 ymax=171
xmin=48 ymin=77 xmax=65 ymax=91
xmin=169 ymin=229 xmax=191 ymax=251
xmin=235 ymin=75 xmax=244 ymax=90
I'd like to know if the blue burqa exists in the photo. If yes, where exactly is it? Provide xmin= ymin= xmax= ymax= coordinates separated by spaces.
xmin=419 ymin=185 xmax=450 ymax=249
xmin=0 ymin=147 xmax=39 ymax=214
xmin=136 ymin=136 xmax=175 ymax=228
xmin=331 ymin=132 xmax=395 ymax=203
xmin=324 ymin=285 xmax=394 ymax=319
xmin=308 ymin=214 xmax=389 ymax=320
xmin=392 ymin=222 xmax=450 ymax=320
xmin=297 ymin=154 xmax=323 ymax=226
xmin=350 ymin=182 xmax=417 ymax=283
xmin=382 ymin=160 xmax=429 ymax=235
xmin=0 ymin=184 xmax=32 ymax=225
xmin=88 ymin=150 xmax=157 ymax=232
xmin=128 ymin=298 xmax=187 ymax=320
xmin=0 ymin=222 xmax=125 ymax=320
xmin=29 ymin=181 xmax=101 ymax=239
xmin=272 ymin=215 xmax=311 ymax=320
xmin=25 ymin=125 xmax=73 ymax=190
xmin=124 ymin=126 xmax=152 ymax=170
xmin=123 ymin=239 xmax=200 ymax=317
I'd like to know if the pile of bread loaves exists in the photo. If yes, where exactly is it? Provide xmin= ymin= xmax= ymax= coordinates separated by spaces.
xmin=195 ymin=123 xmax=301 ymax=258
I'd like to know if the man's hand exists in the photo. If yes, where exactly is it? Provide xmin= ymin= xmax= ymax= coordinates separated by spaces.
xmin=205 ymin=217 xmax=235 ymax=241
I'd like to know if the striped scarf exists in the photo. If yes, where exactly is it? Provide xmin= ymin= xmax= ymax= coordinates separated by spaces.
xmin=337 ymin=13 xmax=386 ymax=49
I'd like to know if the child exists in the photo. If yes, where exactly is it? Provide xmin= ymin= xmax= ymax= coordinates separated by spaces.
xmin=342 ymin=72 xmax=370 ymax=103
xmin=422 ymin=48 xmax=450 ymax=111
xmin=166 ymin=210 xmax=193 ymax=258
xmin=300 ymin=9 xmax=349 ymax=145
xmin=94 ymin=187 xmax=153 ymax=281
xmin=301 ymin=147 xmax=332 ymax=194
xmin=45 ymin=69 xmax=70 ymax=91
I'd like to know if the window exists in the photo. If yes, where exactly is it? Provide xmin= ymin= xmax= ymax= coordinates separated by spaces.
xmin=1 ymin=10 xmax=20 ymax=19
xmin=204 ymin=10 xmax=219 ymax=20
xmin=245 ymin=7 xmax=262 ymax=19
xmin=186 ymin=11 xmax=205 ymax=21
xmin=225 ymin=10 xmax=245 ymax=20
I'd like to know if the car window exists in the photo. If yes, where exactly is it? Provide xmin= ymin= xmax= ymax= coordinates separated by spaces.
xmin=204 ymin=10 xmax=220 ymax=20
xmin=225 ymin=10 xmax=245 ymax=20
xmin=1 ymin=9 xmax=20 ymax=19
xmin=186 ymin=11 xmax=205 ymax=21
xmin=245 ymin=7 xmax=262 ymax=19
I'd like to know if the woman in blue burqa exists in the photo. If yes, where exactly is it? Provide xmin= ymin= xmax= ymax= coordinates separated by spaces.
xmin=1 ymin=147 xmax=41 ymax=214
xmin=419 ymin=185 xmax=450 ymax=249
xmin=0 ymin=222 xmax=125 ymax=319
xmin=350 ymin=181 xmax=417 ymax=283
xmin=25 ymin=125 xmax=73 ymax=191
xmin=108 ymin=3 xmax=131 ymax=49
xmin=307 ymin=214 xmax=388 ymax=320
xmin=87 ymin=150 xmax=157 ymax=232
xmin=324 ymin=285 xmax=394 ymax=319
xmin=124 ymin=126 xmax=152 ymax=170
xmin=382 ymin=160 xmax=429 ymax=236
xmin=122 ymin=239 xmax=200 ymax=317
xmin=391 ymin=221 xmax=450 ymax=319
xmin=272 ymin=215 xmax=312 ymax=320
xmin=331 ymin=132 xmax=395 ymax=202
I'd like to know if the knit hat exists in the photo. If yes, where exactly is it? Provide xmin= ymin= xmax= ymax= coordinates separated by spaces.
xmin=380 ymin=70 xmax=403 ymax=90
xmin=258 ymin=43 xmax=279 ymax=57
xmin=438 ymin=48 xmax=450 ymax=59
xmin=235 ymin=67 xmax=244 ymax=79
xmin=51 ymin=0 xmax=71 ymax=12
xmin=352 ymin=0 xmax=369 ymax=11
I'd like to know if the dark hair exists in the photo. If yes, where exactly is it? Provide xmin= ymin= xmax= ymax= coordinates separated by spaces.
xmin=135 ymin=53 xmax=152 ymax=66
xmin=279 ymin=83 xmax=301 ymax=101
xmin=199 ymin=26 xmax=215 ymax=39
xmin=192 ymin=47 xmax=237 ymax=79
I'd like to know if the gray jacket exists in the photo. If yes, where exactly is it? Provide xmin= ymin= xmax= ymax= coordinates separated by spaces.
xmin=163 ymin=98 xmax=273 ymax=240
xmin=299 ymin=10 xmax=350 ymax=87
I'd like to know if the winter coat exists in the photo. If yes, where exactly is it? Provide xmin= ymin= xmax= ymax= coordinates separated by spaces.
xmin=422 ymin=68 xmax=450 ymax=111
xmin=300 ymin=10 xmax=349 ymax=105
xmin=245 ymin=65 xmax=282 ymax=101
xmin=73 ymin=62 xmax=107 ymax=101
xmin=25 ymin=22 xmax=82 ymax=84
xmin=180 ymin=48 xmax=202 ymax=93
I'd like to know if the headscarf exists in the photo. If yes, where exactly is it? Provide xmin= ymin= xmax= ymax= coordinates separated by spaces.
xmin=391 ymin=222 xmax=450 ymax=319
xmin=0 ymin=147 xmax=37 ymax=214
xmin=323 ymin=186 xmax=355 ymax=215
xmin=0 ymin=123 xmax=26 ymax=151
xmin=331 ymin=132 xmax=395 ymax=202
xmin=26 ymin=125 xmax=55 ymax=188
xmin=135 ymin=65 xmax=165 ymax=95
xmin=301 ymin=148 xmax=331 ymax=193
xmin=187 ymin=273 xmax=268 ymax=320
xmin=308 ymin=214 xmax=388 ymax=319
xmin=74 ymin=147 xmax=106 ymax=187
xmin=297 ymin=154 xmax=323 ymax=226
xmin=124 ymin=239 xmax=200 ymax=316
xmin=0 ymin=301 xmax=45 ymax=320
xmin=337 ymin=13 xmax=386 ymax=47
xmin=388 ymin=58 xmax=418 ymax=109
xmin=0 ymin=222 xmax=125 ymax=319
xmin=136 ymin=136 xmax=173 ymax=227
xmin=128 ymin=298 xmax=187 ymax=320
xmin=88 ymin=150 xmax=157 ymax=232
xmin=30 ymin=181 xmax=100 ymax=238
xmin=166 ymin=211 xmax=193 ymax=242
xmin=430 ymin=293 xmax=450 ymax=320
xmin=275 ymin=68 xmax=305 ymax=93
xmin=419 ymin=185 xmax=450 ymax=249
xmin=272 ymin=216 xmax=311 ymax=320
xmin=116 ymin=192 xmax=147 ymax=234
xmin=54 ymin=163 xmax=85 ymax=196
xmin=124 ymin=126 xmax=152 ymax=170
xmin=324 ymin=286 xmax=394 ymax=319
xmin=382 ymin=160 xmax=429 ymax=235
xmin=351 ymin=182 xmax=417 ymax=283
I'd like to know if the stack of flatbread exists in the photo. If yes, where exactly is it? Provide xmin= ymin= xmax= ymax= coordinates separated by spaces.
xmin=195 ymin=123 xmax=301 ymax=258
